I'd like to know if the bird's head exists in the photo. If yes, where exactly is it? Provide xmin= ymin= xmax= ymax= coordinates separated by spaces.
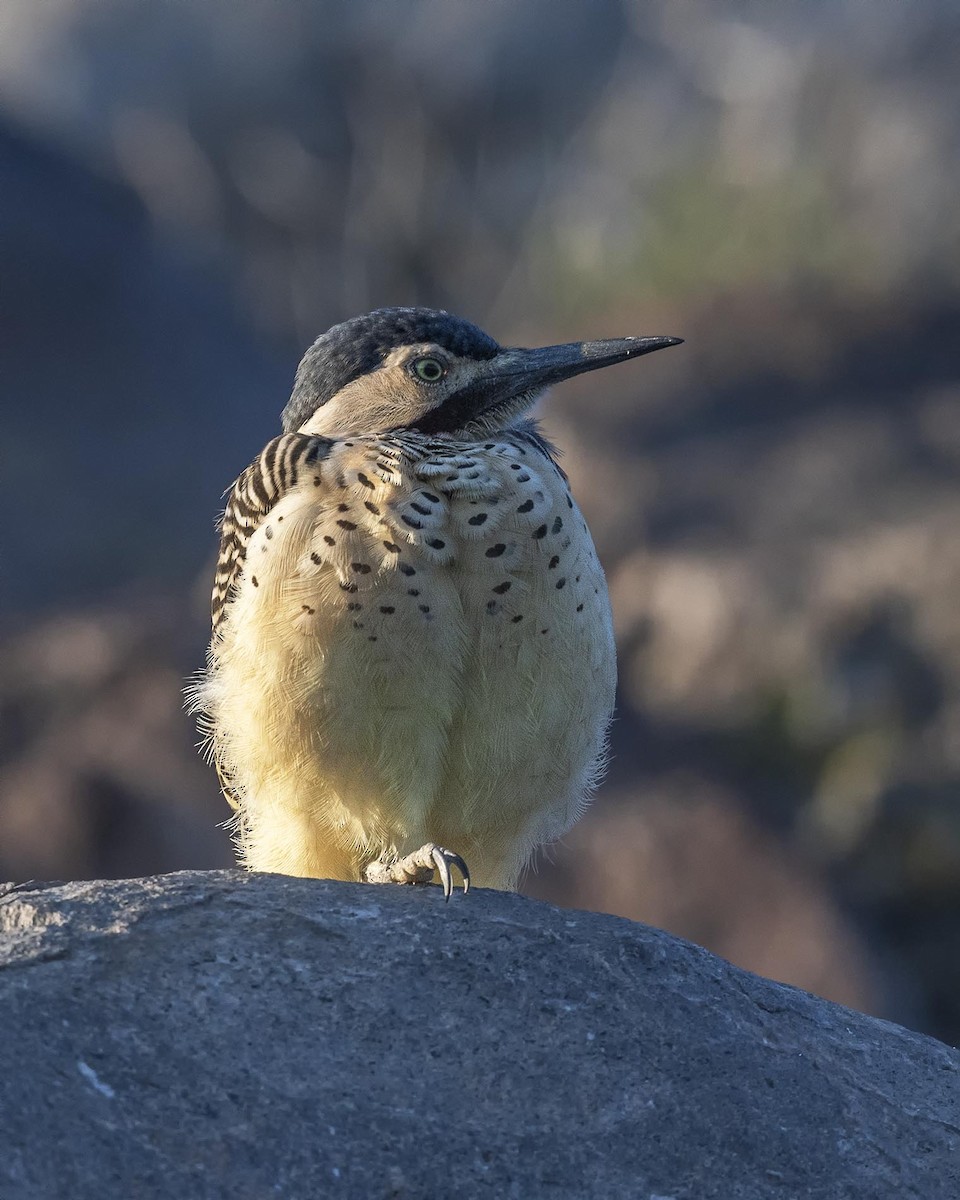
xmin=282 ymin=307 xmax=682 ymax=439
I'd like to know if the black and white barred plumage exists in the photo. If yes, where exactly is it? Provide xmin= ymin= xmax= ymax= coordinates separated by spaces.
xmin=212 ymin=434 xmax=331 ymax=637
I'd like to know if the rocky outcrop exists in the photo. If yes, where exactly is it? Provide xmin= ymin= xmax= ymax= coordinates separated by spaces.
xmin=1 ymin=871 xmax=956 ymax=1198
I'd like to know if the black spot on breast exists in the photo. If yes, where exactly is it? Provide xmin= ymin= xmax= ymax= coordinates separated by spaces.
xmin=426 ymin=537 xmax=445 ymax=550
xmin=251 ymin=576 xmax=259 ymax=587
xmin=408 ymin=588 xmax=420 ymax=597
xmin=324 ymin=535 xmax=336 ymax=546
xmin=337 ymin=519 xmax=358 ymax=530
xmin=310 ymin=552 xmax=323 ymax=565
xmin=357 ymin=472 xmax=375 ymax=489
xmin=419 ymin=604 xmax=431 ymax=614
xmin=492 ymin=581 xmax=512 ymax=594
xmin=552 ymin=516 xmax=563 ymax=534
xmin=402 ymin=515 xmax=422 ymax=530
xmin=517 ymin=499 xmax=534 ymax=514
xmin=486 ymin=543 xmax=507 ymax=558
xmin=512 ymin=614 xmax=523 ymax=623
xmin=532 ymin=525 xmax=547 ymax=540
xmin=468 ymin=513 xmax=488 ymax=526
xmin=383 ymin=541 xmax=401 ymax=553
xmin=411 ymin=502 xmax=432 ymax=516
xmin=264 ymin=526 xmax=273 ymax=540
xmin=511 ymin=463 xmax=522 ymax=471
xmin=516 ymin=474 xmax=530 ymax=483
xmin=380 ymin=606 xmax=395 ymax=614
xmin=422 ymin=491 xmax=440 ymax=504
xmin=576 ymin=603 xmax=584 ymax=612
xmin=484 ymin=443 xmax=496 ymax=450
xmin=365 ymin=501 xmax=381 ymax=515
xmin=368 ymin=635 xmax=378 ymax=642
xmin=301 ymin=604 xmax=315 ymax=614
xmin=399 ymin=564 xmax=416 ymax=577
xmin=486 ymin=600 xmax=500 ymax=614
xmin=351 ymin=562 xmax=372 ymax=574
xmin=313 ymin=477 xmax=322 ymax=487
xmin=549 ymin=556 xmax=560 ymax=569
xmin=347 ymin=602 xmax=362 ymax=611
xmin=338 ymin=503 xmax=350 ymax=513
xmin=340 ymin=582 xmax=358 ymax=593
xmin=556 ymin=578 xmax=566 ymax=589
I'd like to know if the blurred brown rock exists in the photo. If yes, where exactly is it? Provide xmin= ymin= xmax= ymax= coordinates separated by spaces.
xmin=0 ymin=604 xmax=231 ymax=882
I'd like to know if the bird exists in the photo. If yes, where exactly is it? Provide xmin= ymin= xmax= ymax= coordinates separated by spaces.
xmin=193 ymin=307 xmax=681 ymax=896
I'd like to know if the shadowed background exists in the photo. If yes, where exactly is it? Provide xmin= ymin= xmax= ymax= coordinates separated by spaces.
xmin=2 ymin=0 xmax=959 ymax=1041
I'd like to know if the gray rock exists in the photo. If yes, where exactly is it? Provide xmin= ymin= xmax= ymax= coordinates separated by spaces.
xmin=0 ymin=871 xmax=957 ymax=1199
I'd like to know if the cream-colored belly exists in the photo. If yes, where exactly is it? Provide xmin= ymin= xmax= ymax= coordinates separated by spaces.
xmin=203 ymin=434 xmax=616 ymax=889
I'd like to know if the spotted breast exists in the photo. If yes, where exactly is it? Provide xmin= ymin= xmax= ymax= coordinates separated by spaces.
xmin=199 ymin=427 xmax=615 ymax=890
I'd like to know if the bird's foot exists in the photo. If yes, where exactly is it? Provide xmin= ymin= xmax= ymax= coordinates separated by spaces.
xmin=364 ymin=843 xmax=470 ymax=900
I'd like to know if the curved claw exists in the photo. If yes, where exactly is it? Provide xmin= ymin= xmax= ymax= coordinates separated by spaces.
xmin=432 ymin=845 xmax=453 ymax=899
xmin=448 ymin=851 xmax=471 ymax=896
xmin=365 ymin=842 xmax=471 ymax=897
xmin=431 ymin=845 xmax=470 ymax=900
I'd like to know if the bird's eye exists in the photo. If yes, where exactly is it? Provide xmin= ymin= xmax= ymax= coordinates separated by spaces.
xmin=411 ymin=356 xmax=445 ymax=383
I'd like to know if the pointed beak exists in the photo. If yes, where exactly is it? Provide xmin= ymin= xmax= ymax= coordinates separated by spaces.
xmin=488 ymin=334 xmax=684 ymax=396
xmin=413 ymin=334 xmax=683 ymax=434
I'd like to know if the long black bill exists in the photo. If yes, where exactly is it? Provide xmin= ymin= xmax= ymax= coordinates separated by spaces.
xmin=414 ymin=334 xmax=683 ymax=435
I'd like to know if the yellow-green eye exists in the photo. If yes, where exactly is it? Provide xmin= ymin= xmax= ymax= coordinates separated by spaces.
xmin=412 ymin=356 xmax=445 ymax=383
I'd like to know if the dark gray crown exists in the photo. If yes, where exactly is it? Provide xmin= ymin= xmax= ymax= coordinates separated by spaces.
xmin=281 ymin=307 xmax=500 ymax=432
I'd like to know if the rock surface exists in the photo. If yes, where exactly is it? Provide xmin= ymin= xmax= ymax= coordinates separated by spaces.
xmin=0 ymin=871 xmax=957 ymax=1199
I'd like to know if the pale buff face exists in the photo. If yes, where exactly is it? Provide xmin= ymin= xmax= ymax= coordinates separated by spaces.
xmin=297 ymin=345 xmax=540 ymax=439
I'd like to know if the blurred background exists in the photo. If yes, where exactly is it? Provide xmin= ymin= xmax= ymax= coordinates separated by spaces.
xmin=2 ymin=0 xmax=959 ymax=1042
